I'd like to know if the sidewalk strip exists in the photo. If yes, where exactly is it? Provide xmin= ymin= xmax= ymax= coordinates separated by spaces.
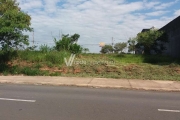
xmin=0 ymin=98 xmax=36 ymax=102
xmin=158 ymin=109 xmax=180 ymax=113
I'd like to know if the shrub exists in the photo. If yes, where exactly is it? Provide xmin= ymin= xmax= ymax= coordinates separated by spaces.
xmin=45 ymin=51 xmax=70 ymax=64
xmin=0 ymin=50 xmax=18 ymax=63
xmin=21 ymin=67 xmax=41 ymax=76
xmin=39 ymin=44 xmax=53 ymax=53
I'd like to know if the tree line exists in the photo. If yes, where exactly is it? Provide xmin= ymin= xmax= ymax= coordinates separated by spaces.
xmin=100 ymin=28 xmax=168 ymax=54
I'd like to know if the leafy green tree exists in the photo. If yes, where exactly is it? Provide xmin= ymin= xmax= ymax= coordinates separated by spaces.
xmin=150 ymin=32 xmax=168 ymax=54
xmin=127 ymin=37 xmax=137 ymax=54
xmin=136 ymin=29 xmax=166 ymax=54
xmin=0 ymin=0 xmax=32 ymax=51
xmin=54 ymin=36 xmax=71 ymax=51
xmin=114 ymin=42 xmax=127 ymax=53
xmin=69 ymin=34 xmax=80 ymax=43
xmin=100 ymin=45 xmax=113 ymax=54
xmin=69 ymin=43 xmax=82 ymax=54
xmin=54 ymin=33 xmax=82 ymax=54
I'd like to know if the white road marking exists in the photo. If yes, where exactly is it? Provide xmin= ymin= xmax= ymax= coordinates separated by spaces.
xmin=0 ymin=98 xmax=36 ymax=102
xmin=158 ymin=109 xmax=180 ymax=113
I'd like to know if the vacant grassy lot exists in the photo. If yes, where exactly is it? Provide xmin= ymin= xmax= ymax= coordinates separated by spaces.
xmin=0 ymin=51 xmax=180 ymax=80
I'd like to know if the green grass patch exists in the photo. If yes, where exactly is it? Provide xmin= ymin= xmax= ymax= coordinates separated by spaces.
xmin=17 ymin=50 xmax=71 ymax=65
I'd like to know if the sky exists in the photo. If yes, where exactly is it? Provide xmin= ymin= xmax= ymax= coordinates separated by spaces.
xmin=17 ymin=0 xmax=180 ymax=53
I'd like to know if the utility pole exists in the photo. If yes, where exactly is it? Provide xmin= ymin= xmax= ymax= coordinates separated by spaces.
xmin=112 ymin=37 xmax=114 ymax=47
xmin=51 ymin=31 xmax=53 ymax=38
xmin=112 ymin=37 xmax=114 ymax=53
xmin=59 ymin=30 xmax=60 ymax=39
xmin=33 ymin=31 xmax=34 ymax=47
xmin=61 ymin=30 xmax=63 ymax=38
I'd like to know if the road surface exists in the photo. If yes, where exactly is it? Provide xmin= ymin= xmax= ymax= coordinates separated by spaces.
xmin=0 ymin=84 xmax=180 ymax=120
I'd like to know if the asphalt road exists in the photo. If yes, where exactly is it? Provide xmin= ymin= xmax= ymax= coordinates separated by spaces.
xmin=0 ymin=84 xmax=180 ymax=120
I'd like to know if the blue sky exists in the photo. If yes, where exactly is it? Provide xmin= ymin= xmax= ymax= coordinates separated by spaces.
xmin=17 ymin=0 xmax=180 ymax=53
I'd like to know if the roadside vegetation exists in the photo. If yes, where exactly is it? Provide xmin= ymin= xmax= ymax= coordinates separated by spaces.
xmin=0 ymin=0 xmax=180 ymax=80
xmin=0 ymin=51 xmax=180 ymax=80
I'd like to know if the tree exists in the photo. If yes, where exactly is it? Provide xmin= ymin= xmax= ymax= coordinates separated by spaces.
xmin=69 ymin=43 xmax=82 ymax=54
xmin=127 ymin=37 xmax=137 ymax=54
xmin=70 ymin=34 xmax=80 ymax=43
xmin=0 ymin=0 xmax=32 ymax=51
xmin=114 ymin=42 xmax=127 ymax=53
xmin=150 ymin=32 xmax=168 ymax=54
xmin=82 ymin=48 xmax=89 ymax=53
xmin=100 ymin=45 xmax=113 ymax=54
xmin=54 ymin=35 xmax=71 ymax=51
xmin=136 ymin=29 xmax=167 ymax=54
xmin=54 ymin=33 xmax=82 ymax=54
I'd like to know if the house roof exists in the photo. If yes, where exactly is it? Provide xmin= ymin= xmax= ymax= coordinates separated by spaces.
xmin=141 ymin=26 xmax=157 ymax=33
xmin=160 ymin=16 xmax=180 ymax=32
xmin=141 ymin=29 xmax=150 ymax=32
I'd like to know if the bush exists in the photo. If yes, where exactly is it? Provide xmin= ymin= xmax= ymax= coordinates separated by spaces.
xmin=45 ymin=51 xmax=70 ymax=64
xmin=39 ymin=44 xmax=53 ymax=53
xmin=0 ymin=63 xmax=9 ymax=72
xmin=45 ymin=52 xmax=61 ymax=64
xmin=21 ymin=67 xmax=41 ymax=76
xmin=54 ymin=34 xmax=82 ymax=54
xmin=33 ymin=63 xmax=42 ymax=69
xmin=9 ymin=65 xmax=21 ymax=74
xmin=0 ymin=50 xmax=18 ymax=63
xmin=69 ymin=43 xmax=82 ymax=54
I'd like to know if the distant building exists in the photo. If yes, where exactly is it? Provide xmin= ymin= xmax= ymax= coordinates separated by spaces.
xmin=137 ymin=16 xmax=180 ymax=58
xmin=160 ymin=16 xmax=180 ymax=58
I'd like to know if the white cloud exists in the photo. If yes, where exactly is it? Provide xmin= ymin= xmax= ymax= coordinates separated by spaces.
xmin=174 ymin=9 xmax=180 ymax=17
xmin=18 ymin=0 xmax=43 ymax=10
xmin=154 ymin=0 xmax=179 ymax=10
xmin=16 ymin=0 xmax=178 ymax=53
xmin=144 ymin=1 xmax=160 ymax=9
xmin=146 ymin=11 xmax=168 ymax=16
